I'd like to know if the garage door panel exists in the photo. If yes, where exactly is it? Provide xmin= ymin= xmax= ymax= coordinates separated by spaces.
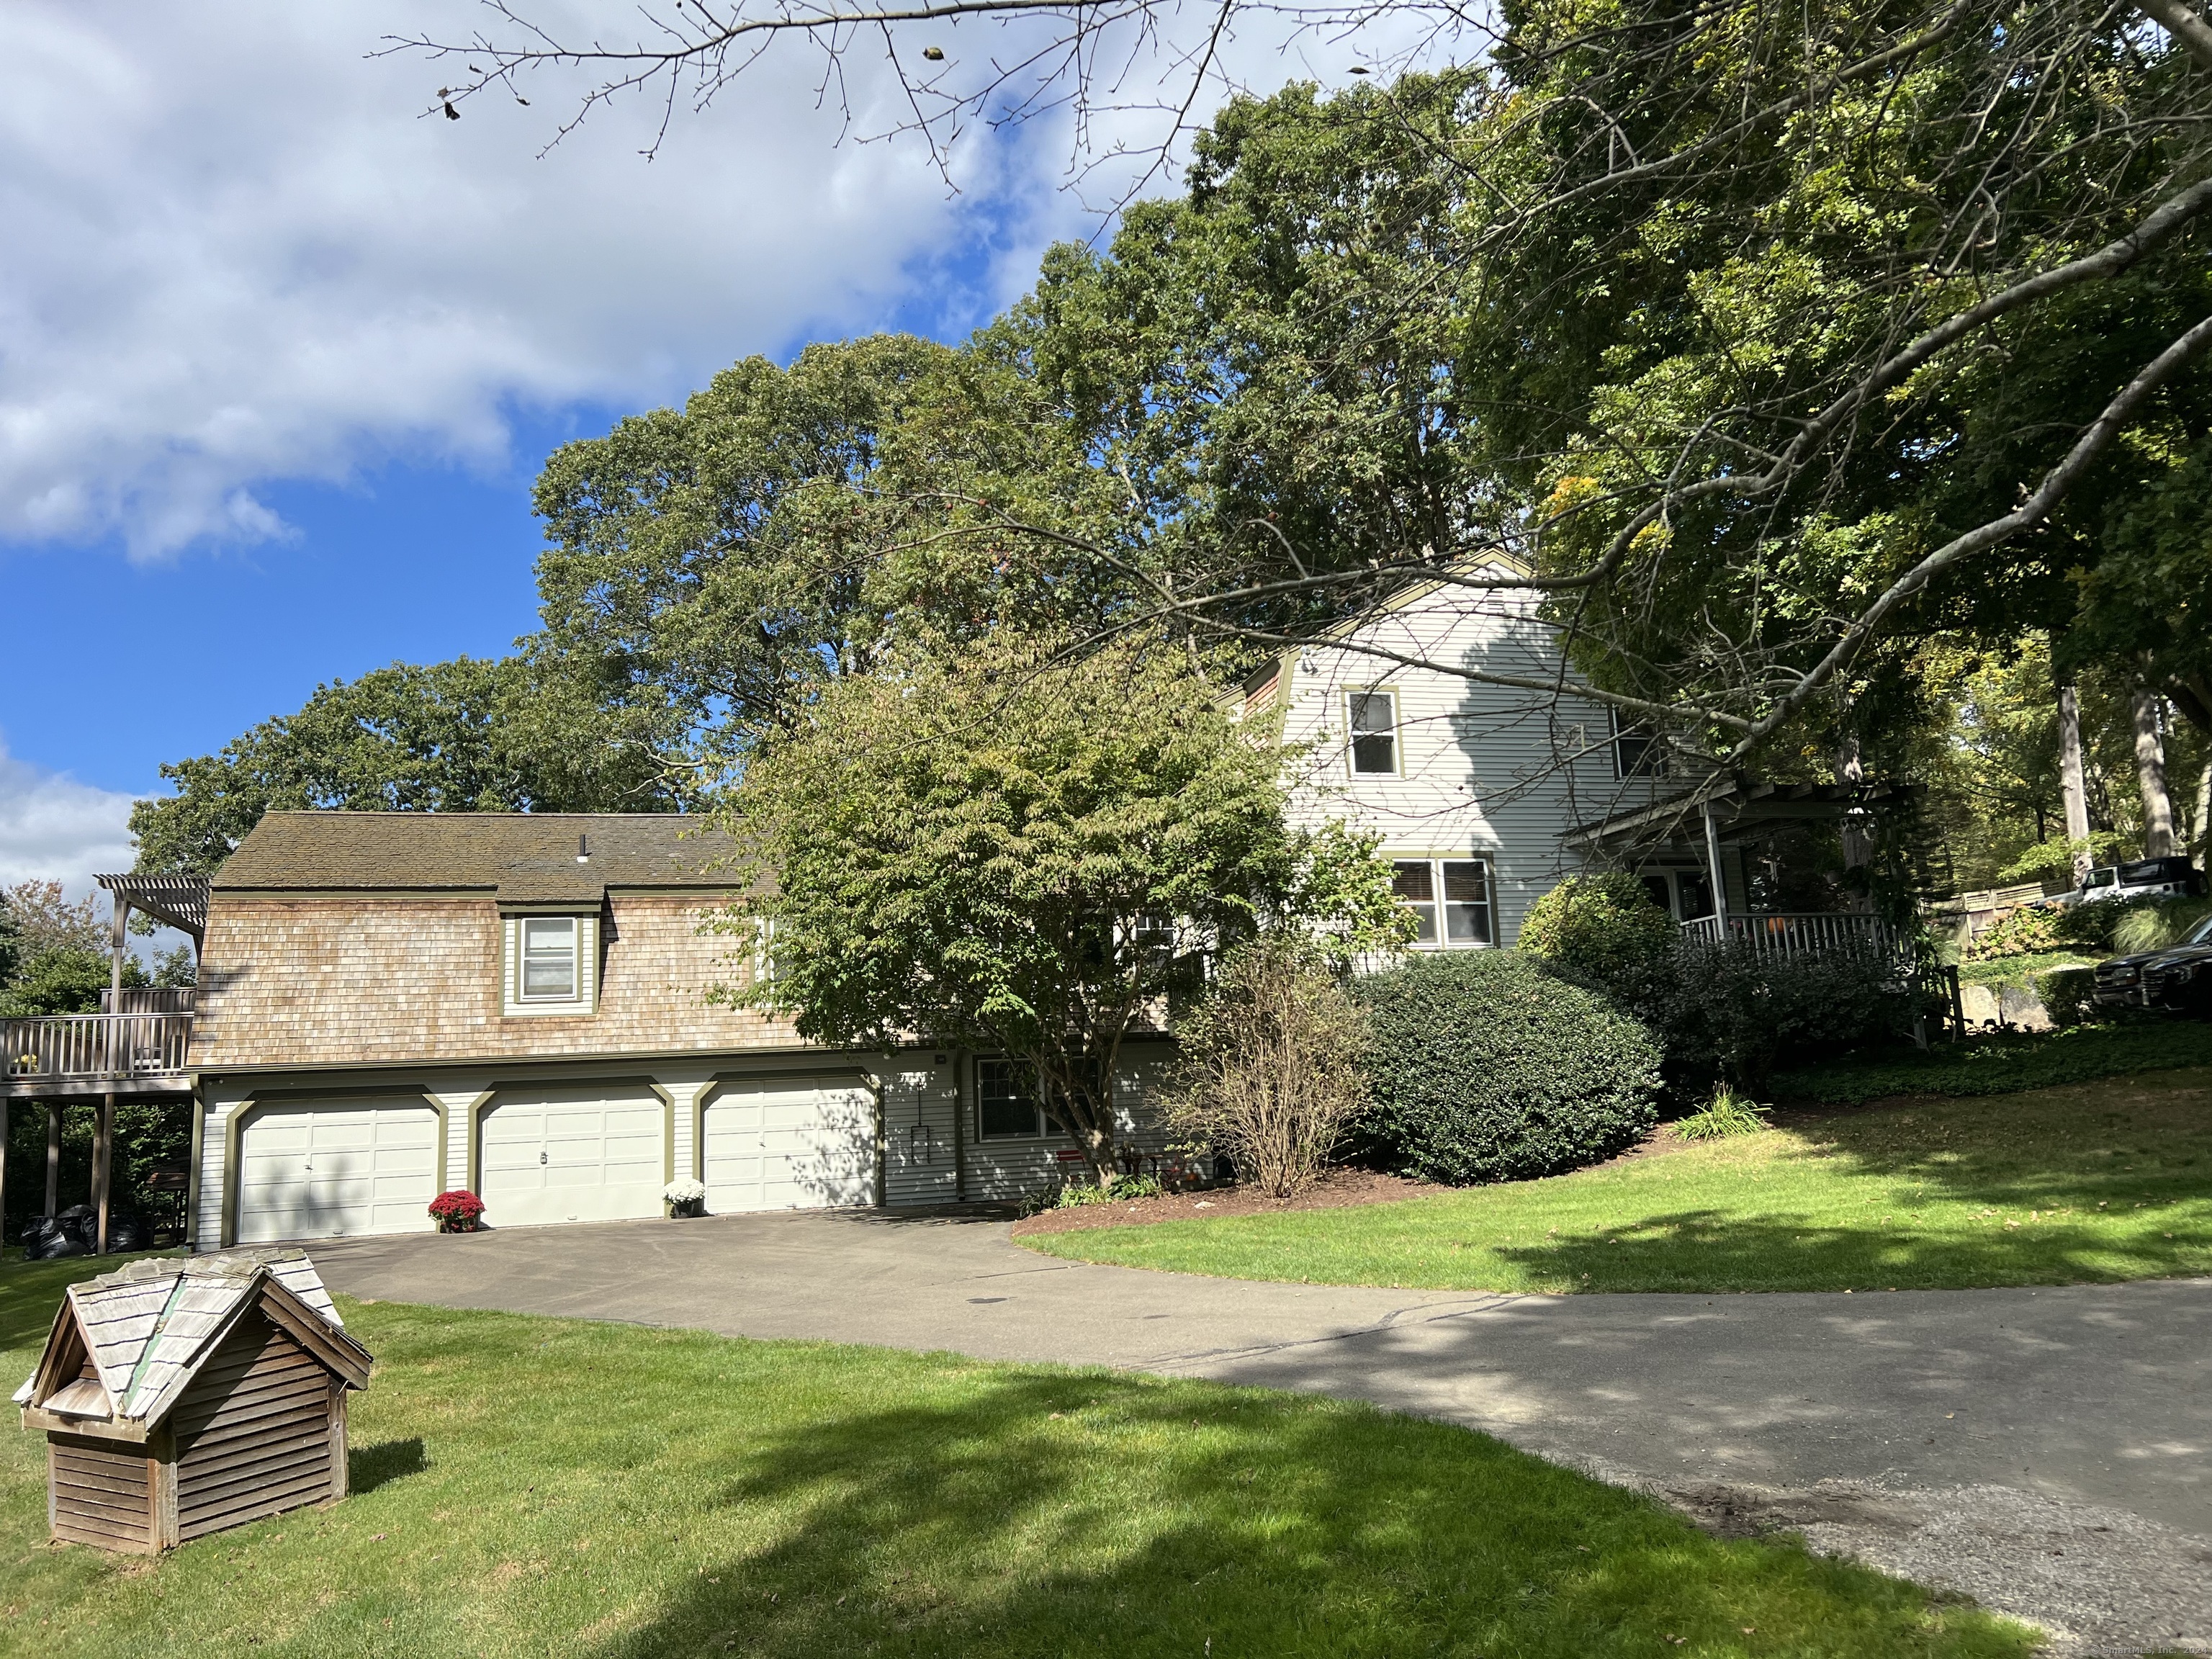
xmin=235 ymin=1098 xmax=439 ymax=1244
xmin=704 ymin=1079 xmax=876 ymax=1213
xmin=479 ymin=1087 xmax=666 ymax=1228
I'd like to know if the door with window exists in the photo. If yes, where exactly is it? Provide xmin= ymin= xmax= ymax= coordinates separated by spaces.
xmin=478 ymin=1085 xmax=665 ymax=1228
xmin=1390 ymin=858 xmax=1494 ymax=946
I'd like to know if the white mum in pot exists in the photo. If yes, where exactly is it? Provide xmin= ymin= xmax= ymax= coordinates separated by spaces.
xmin=664 ymin=1178 xmax=707 ymax=1217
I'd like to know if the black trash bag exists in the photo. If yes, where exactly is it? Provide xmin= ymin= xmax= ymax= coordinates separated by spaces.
xmin=104 ymin=1213 xmax=150 ymax=1252
xmin=54 ymin=1204 xmax=96 ymax=1244
xmin=18 ymin=1214 xmax=60 ymax=1249
xmin=24 ymin=1231 xmax=89 ymax=1262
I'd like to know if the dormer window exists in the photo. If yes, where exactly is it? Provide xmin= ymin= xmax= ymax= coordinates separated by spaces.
xmin=521 ymin=918 xmax=579 ymax=1000
xmin=1349 ymin=690 xmax=1399 ymax=775
xmin=503 ymin=912 xmax=599 ymax=1016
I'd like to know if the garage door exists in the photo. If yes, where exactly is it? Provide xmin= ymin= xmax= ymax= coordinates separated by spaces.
xmin=236 ymin=1097 xmax=439 ymax=1244
xmin=703 ymin=1077 xmax=876 ymax=1213
xmin=479 ymin=1087 xmax=665 ymax=1228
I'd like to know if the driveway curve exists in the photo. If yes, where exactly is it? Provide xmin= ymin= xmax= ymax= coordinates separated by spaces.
xmin=306 ymin=1208 xmax=2212 ymax=1656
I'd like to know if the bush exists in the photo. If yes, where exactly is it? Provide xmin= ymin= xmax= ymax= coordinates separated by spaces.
xmin=2034 ymin=965 xmax=2100 ymax=1028
xmin=1653 ymin=940 xmax=1930 ymax=1093
xmin=1964 ymin=904 xmax=2069 ymax=961
xmin=1516 ymin=875 xmax=1675 ymax=989
xmin=1164 ymin=933 xmax=1372 ymax=1199
xmin=1354 ymin=951 xmax=1662 ymax=1185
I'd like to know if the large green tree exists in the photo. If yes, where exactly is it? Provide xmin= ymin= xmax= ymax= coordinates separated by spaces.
xmin=714 ymin=636 xmax=1408 ymax=1184
xmin=130 ymin=655 xmax=679 ymax=876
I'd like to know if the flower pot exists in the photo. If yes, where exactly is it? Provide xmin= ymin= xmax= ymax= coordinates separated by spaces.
xmin=434 ymin=1216 xmax=481 ymax=1233
xmin=665 ymin=1197 xmax=705 ymax=1220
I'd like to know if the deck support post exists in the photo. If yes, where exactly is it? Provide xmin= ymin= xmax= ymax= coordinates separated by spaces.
xmin=108 ymin=899 xmax=130 ymax=1008
xmin=94 ymin=1093 xmax=114 ymax=1255
xmin=45 ymin=1103 xmax=62 ymax=1216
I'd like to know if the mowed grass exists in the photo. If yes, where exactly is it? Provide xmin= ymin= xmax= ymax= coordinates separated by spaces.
xmin=0 ymin=1263 xmax=2033 ymax=1658
xmin=1022 ymin=1069 xmax=2212 ymax=1294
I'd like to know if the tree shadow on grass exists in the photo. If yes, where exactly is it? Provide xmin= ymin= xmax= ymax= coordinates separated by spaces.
xmin=584 ymin=1370 xmax=2029 ymax=1659
xmin=1489 ymin=1207 xmax=2212 ymax=1292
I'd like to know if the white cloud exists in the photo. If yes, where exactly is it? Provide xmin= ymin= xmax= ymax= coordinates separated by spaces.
xmin=0 ymin=737 xmax=140 ymax=896
xmin=0 ymin=1 xmax=1465 ymax=560
xmin=0 ymin=1 xmax=1056 ymax=558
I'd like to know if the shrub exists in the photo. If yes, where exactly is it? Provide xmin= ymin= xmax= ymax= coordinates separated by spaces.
xmin=2111 ymin=896 xmax=2212 ymax=956
xmin=427 ymin=1190 xmax=486 ymax=1232
xmin=1049 ymin=1172 xmax=1167 ymax=1210
xmin=1164 ymin=933 xmax=1372 ymax=1199
xmin=1355 ymin=951 xmax=1662 ymax=1185
xmin=1673 ymin=1086 xmax=1771 ymax=1141
xmin=1516 ymin=875 xmax=1675 ymax=991
xmin=1964 ymin=904 xmax=2068 ymax=961
xmin=1653 ymin=940 xmax=1929 ymax=1093
xmin=2034 ymin=966 xmax=2101 ymax=1028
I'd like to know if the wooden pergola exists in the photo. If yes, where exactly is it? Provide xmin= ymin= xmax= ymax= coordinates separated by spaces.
xmin=1 ymin=875 xmax=207 ymax=1258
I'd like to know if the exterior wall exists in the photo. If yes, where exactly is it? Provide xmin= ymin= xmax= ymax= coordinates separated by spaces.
xmin=193 ymin=891 xmax=804 ymax=1070
xmin=1274 ymin=584 xmax=1665 ymax=945
xmin=47 ymin=1433 xmax=157 ymax=1553
xmin=171 ymin=1308 xmax=338 ymax=1542
xmin=956 ymin=1043 xmax=1173 ymax=1202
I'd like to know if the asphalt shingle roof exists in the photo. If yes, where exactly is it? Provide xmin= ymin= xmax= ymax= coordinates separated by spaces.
xmin=211 ymin=812 xmax=738 ymax=903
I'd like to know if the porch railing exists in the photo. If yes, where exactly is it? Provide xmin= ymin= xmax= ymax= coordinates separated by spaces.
xmin=1679 ymin=912 xmax=1900 ymax=957
xmin=2 ymin=1014 xmax=194 ymax=1081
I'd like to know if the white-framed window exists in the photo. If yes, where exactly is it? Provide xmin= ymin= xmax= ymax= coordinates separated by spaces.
xmin=520 ymin=917 xmax=580 ymax=999
xmin=976 ymin=1057 xmax=1051 ymax=1141
xmin=1390 ymin=858 xmax=1494 ymax=947
xmin=503 ymin=912 xmax=598 ymax=1015
xmin=1347 ymin=689 xmax=1399 ymax=775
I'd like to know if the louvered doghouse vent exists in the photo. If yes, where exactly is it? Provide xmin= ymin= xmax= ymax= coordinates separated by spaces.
xmin=12 ymin=1251 xmax=372 ymax=1552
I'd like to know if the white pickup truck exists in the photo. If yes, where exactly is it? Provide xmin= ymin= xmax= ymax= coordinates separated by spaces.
xmin=2034 ymin=855 xmax=2207 ymax=909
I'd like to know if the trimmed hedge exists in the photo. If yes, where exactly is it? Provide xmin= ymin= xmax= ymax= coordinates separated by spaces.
xmin=1356 ymin=951 xmax=1663 ymax=1185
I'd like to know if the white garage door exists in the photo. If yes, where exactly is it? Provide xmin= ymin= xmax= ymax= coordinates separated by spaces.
xmin=480 ymin=1087 xmax=665 ymax=1228
xmin=236 ymin=1097 xmax=439 ymax=1244
xmin=703 ymin=1077 xmax=876 ymax=1213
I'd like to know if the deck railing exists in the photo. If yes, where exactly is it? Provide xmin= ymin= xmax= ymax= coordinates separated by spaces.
xmin=1679 ymin=912 xmax=1901 ymax=958
xmin=3 ymin=1014 xmax=194 ymax=1081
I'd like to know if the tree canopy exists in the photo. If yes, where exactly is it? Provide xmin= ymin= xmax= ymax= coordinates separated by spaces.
xmin=713 ymin=637 xmax=1408 ymax=1180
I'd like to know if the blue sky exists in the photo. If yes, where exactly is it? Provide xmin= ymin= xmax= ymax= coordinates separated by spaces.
xmin=0 ymin=1 xmax=1418 ymax=894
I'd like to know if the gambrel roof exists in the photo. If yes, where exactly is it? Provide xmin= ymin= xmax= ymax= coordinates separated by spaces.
xmin=12 ymin=1251 xmax=370 ymax=1439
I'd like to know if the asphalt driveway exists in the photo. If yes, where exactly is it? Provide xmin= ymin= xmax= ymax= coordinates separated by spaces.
xmin=307 ymin=1208 xmax=2212 ymax=1655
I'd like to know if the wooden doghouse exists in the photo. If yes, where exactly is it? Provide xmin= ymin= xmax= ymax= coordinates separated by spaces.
xmin=12 ymin=1250 xmax=372 ymax=1552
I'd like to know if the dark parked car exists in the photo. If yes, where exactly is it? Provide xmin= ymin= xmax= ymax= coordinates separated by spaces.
xmin=2094 ymin=911 xmax=2212 ymax=1016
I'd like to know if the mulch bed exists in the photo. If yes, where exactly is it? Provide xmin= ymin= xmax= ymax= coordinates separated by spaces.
xmin=1010 ymin=1168 xmax=1445 ymax=1237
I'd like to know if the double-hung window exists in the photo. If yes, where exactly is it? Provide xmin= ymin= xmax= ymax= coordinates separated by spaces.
xmin=521 ymin=917 xmax=580 ymax=999
xmin=1390 ymin=858 xmax=1494 ymax=947
xmin=1348 ymin=690 xmax=1399 ymax=775
xmin=1611 ymin=710 xmax=1664 ymax=778
xmin=976 ymin=1058 xmax=1051 ymax=1140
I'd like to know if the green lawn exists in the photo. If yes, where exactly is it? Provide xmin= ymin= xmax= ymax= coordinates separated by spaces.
xmin=1954 ymin=951 xmax=2091 ymax=988
xmin=0 ymin=1262 xmax=2032 ymax=1658
xmin=1023 ymin=1069 xmax=2212 ymax=1295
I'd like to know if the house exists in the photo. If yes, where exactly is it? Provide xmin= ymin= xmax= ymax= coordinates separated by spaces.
xmin=13 ymin=1249 xmax=371 ymax=1551
xmin=1246 ymin=570 xmax=1907 ymax=955
xmin=0 ymin=579 xmax=1898 ymax=1254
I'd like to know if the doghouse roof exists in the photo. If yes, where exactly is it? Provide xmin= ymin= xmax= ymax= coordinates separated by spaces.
xmin=12 ymin=1251 xmax=371 ymax=1435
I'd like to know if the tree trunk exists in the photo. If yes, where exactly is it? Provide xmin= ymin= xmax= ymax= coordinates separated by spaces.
xmin=2058 ymin=680 xmax=2092 ymax=885
xmin=2132 ymin=684 xmax=2177 ymax=858
xmin=2197 ymin=760 xmax=2212 ymax=870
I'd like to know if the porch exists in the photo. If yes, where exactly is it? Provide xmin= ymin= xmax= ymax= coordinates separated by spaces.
xmin=1 ymin=873 xmax=206 ymax=1256
xmin=1678 ymin=912 xmax=1900 ymax=956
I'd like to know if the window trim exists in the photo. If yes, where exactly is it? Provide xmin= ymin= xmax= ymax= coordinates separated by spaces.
xmin=518 ymin=916 xmax=580 ymax=1002
xmin=974 ymin=1056 xmax=1052 ymax=1142
xmin=1611 ymin=709 xmax=1664 ymax=780
xmin=1388 ymin=855 xmax=1496 ymax=950
xmin=501 ymin=910 xmax=600 ymax=1017
xmin=1346 ymin=686 xmax=1403 ymax=778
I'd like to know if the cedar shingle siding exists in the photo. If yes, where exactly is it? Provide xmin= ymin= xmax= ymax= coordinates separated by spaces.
xmin=194 ymin=893 xmax=800 ymax=1068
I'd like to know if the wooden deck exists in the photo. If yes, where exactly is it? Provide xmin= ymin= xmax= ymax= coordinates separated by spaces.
xmin=2 ymin=1012 xmax=195 ymax=1097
